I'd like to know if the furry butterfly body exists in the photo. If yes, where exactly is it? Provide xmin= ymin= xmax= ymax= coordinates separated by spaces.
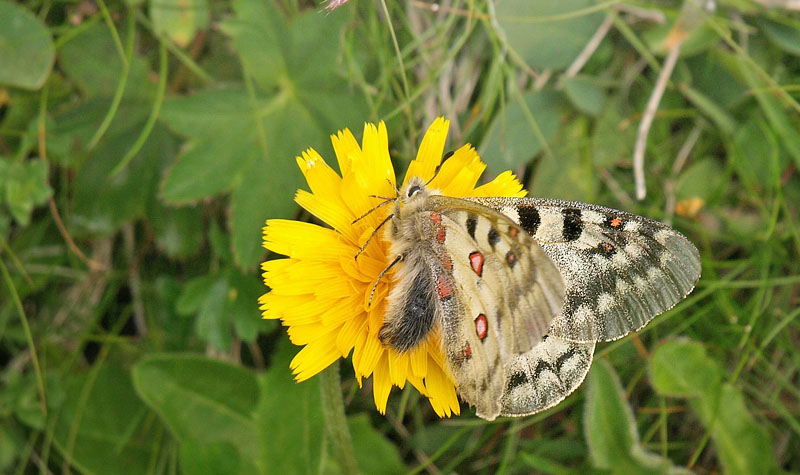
xmin=377 ymin=177 xmax=701 ymax=421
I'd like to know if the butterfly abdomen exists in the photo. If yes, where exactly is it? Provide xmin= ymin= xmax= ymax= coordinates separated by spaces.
xmin=379 ymin=256 xmax=439 ymax=352
xmin=380 ymin=199 xmax=447 ymax=353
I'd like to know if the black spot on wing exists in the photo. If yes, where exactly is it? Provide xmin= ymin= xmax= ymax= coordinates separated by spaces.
xmin=554 ymin=347 xmax=577 ymax=372
xmin=488 ymin=227 xmax=500 ymax=247
xmin=466 ymin=214 xmax=477 ymax=239
xmin=507 ymin=371 xmax=529 ymax=391
xmin=506 ymin=251 xmax=517 ymax=268
xmin=562 ymin=208 xmax=583 ymax=241
xmin=519 ymin=206 xmax=541 ymax=235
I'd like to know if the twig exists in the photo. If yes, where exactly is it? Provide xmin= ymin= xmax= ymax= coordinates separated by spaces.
xmin=122 ymin=223 xmax=147 ymax=336
xmin=48 ymin=198 xmax=106 ymax=272
xmin=564 ymin=15 xmax=614 ymax=79
xmin=598 ymin=169 xmax=634 ymax=207
xmin=633 ymin=32 xmax=684 ymax=200
xmin=614 ymin=3 xmax=666 ymax=23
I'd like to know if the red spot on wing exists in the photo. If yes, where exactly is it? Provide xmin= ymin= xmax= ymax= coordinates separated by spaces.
xmin=509 ymin=227 xmax=518 ymax=238
xmin=464 ymin=343 xmax=472 ymax=359
xmin=610 ymin=217 xmax=623 ymax=228
xmin=475 ymin=314 xmax=488 ymax=340
xmin=436 ymin=227 xmax=446 ymax=243
xmin=436 ymin=275 xmax=453 ymax=301
xmin=441 ymin=254 xmax=453 ymax=271
xmin=430 ymin=212 xmax=442 ymax=225
xmin=469 ymin=252 xmax=484 ymax=277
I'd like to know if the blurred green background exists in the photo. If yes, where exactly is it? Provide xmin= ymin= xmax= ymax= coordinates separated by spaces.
xmin=1 ymin=0 xmax=799 ymax=473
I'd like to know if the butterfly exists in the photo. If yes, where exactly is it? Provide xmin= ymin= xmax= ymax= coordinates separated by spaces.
xmin=365 ymin=175 xmax=701 ymax=421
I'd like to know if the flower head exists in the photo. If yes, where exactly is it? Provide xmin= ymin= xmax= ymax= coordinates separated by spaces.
xmin=260 ymin=118 xmax=526 ymax=416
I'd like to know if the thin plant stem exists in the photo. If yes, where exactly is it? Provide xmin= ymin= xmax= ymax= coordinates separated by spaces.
xmin=319 ymin=361 xmax=358 ymax=475
xmin=0 ymin=258 xmax=47 ymax=414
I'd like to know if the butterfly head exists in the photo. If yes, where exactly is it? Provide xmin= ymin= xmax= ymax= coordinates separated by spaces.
xmin=398 ymin=176 xmax=436 ymax=207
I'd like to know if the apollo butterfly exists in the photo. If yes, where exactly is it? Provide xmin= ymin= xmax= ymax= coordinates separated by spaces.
xmin=362 ymin=173 xmax=701 ymax=421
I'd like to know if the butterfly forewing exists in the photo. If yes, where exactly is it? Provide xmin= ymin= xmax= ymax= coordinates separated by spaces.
xmin=470 ymin=197 xmax=702 ymax=343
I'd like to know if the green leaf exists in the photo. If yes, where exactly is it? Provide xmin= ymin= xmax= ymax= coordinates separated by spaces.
xmin=227 ymin=268 xmax=271 ymax=343
xmin=132 ymin=354 xmax=260 ymax=469
xmin=159 ymin=89 xmax=260 ymax=204
xmin=563 ymin=76 xmax=606 ymax=117
xmin=650 ymin=339 xmax=722 ymax=398
xmin=347 ymin=414 xmax=406 ymax=474
xmin=492 ymin=0 xmax=605 ymax=70
xmin=150 ymin=0 xmax=210 ymax=48
xmin=733 ymin=51 xmax=800 ymax=169
xmin=590 ymin=96 xmax=636 ymax=169
xmin=58 ymin=24 xmax=153 ymax=99
xmin=757 ymin=18 xmax=800 ymax=57
xmin=0 ymin=0 xmax=55 ymax=89
xmin=0 ymin=424 xmax=23 ymax=472
xmin=179 ymin=440 xmax=241 ymax=475
xmin=230 ymin=157 xmax=301 ymax=268
xmin=257 ymin=337 xmax=324 ymax=475
xmin=585 ymin=359 xmax=689 ymax=474
xmin=196 ymin=277 xmax=232 ymax=351
xmin=531 ymin=118 xmax=595 ymax=202
xmin=730 ymin=117 xmax=781 ymax=191
xmin=675 ymin=159 xmax=726 ymax=203
xmin=53 ymin=366 xmax=159 ymax=475
xmin=650 ymin=340 xmax=778 ymax=475
xmin=160 ymin=0 xmax=369 ymax=268
xmin=479 ymin=90 xmax=561 ymax=174
xmin=71 ymin=124 xmax=175 ymax=236
xmin=176 ymin=274 xmax=217 ymax=315
xmin=150 ymin=202 xmax=204 ymax=258
xmin=0 ymin=158 xmax=52 ymax=226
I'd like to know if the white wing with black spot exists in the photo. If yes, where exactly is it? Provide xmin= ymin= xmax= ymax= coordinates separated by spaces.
xmin=500 ymin=337 xmax=595 ymax=416
xmin=471 ymin=197 xmax=702 ymax=343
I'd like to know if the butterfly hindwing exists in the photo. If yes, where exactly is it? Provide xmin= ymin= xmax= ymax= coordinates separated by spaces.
xmin=470 ymin=197 xmax=702 ymax=343
xmin=500 ymin=337 xmax=595 ymax=416
xmin=425 ymin=196 xmax=566 ymax=419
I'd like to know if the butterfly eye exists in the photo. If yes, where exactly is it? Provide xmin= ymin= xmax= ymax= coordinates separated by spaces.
xmin=407 ymin=185 xmax=421 ymax=197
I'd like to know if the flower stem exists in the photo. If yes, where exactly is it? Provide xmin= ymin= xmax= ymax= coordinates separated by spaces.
xmin=319 ymin=361 xmax=358 ymax=475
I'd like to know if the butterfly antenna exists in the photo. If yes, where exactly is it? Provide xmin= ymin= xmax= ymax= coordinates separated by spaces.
xmin=354 ymin=213 xmax=394 ymax=260
xmin=368 ymin=254 xmax=403 ymax=308
xmin=424 ymin=150 xmax=454 ymax=187
xmin=351 ymin=198 xmax=394 ymax=225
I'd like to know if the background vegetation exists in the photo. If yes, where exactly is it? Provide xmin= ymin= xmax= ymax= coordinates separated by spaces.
xmin=1 ymin=0 xmax=799 ymax=473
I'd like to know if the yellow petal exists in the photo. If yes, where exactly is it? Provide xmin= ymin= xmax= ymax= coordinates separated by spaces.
xmin=471 ymin=170 xmax=527 ymax=197
xmin=354 ymin=332 xmax=383 ymax=380
xmin=331 ymin=127 xmax=361 ymax=177
xmin=430 ymin=144 xmax=484 ymax=196
xmin=387 ymin=350 xmax=408 ymax=389
xmin=262 ymin=259 xmax=341 ymax=295
xmin=403 ymin=117 xmax=449 ymax=186
xmin=290 ymin=331 xmax=341 ymax=381
xmin=372 ymin=354 xmax=392 ymax=414
xmin=424 ymin=359 xmax=460 ymax=417
xmin=263 ymin=220 xmax=353 ymax=261
xmin=357 ymin=121 xmax=396 ymax=192
xmin=296 ymin=148 xmax=343 ymax=202
xmin=319 ymin=294 xmax=361 ymax=328
xmin=410 ymin=343 xmax=428 ymax=378
xmin=295 ymin=190 xmax=359 ymax=243
xmin=336 ymin=314 xmax=365 ymax=357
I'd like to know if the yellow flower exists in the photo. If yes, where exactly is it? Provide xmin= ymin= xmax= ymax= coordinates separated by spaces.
xmin=259 ymin=118 xmax=526 ymax=417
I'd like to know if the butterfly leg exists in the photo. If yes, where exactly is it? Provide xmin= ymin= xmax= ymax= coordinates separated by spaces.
xmin=354 ymin=213 xmax=394 ymax=260
xmin=368 ymin=254 xmax=403 ymax=308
